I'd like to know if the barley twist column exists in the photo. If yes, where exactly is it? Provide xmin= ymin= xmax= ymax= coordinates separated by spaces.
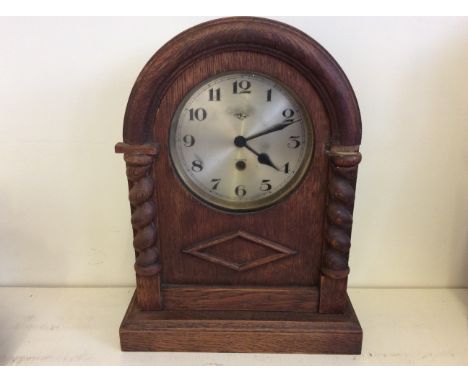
xmin=116 ymin=142 xmax=161 ymax=310
xmin=319 ymin=146 xmax=362 ymax=313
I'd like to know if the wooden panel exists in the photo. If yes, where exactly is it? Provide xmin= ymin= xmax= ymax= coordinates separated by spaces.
xmin=319 ymin=276 xmax=348 ymax=313
xmin=120 ymin=292 xmax=362 ymax=354
xmin=161 ymin=285 xmax=318 ymax=312
xmin=182 ymin=230 xmax=297 ymax=272
xmin=121 ymin=330 xmax=362 ymax=354
xmin=136 ymin=275 xmax=161 ymax=310
xmin=154 ymin=50 xmax=330 ymax=287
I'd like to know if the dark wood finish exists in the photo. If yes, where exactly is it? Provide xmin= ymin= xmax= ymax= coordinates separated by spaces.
xmin=115 ymin=143 xmax=161 ymax=310
xmin=319 ymin=146 xmax=361 ymax=313
xmin=122 ymin=17 xmax=361 ymax=146
xmin=154 ymin=50 xmax=328 ymax=288
xmin=182 ymin=230 xmax=297 ymax=272
xmin=120 ymin=292 xmax=362 ymax=354
xmin=161 ymin=285 xmax=318 ymax=312
xmin=115 ymin=142 xmax=159 ymax=155
xmin=116 ymin=17 xmax=363 ymax=353
xmin=136 ymin=274 xmax=161 ymax=311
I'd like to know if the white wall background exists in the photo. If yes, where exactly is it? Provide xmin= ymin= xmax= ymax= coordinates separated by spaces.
xmin=0 ymin=17 xmax=466 ymax=287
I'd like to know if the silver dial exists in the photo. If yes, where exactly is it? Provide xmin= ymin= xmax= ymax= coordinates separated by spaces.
xmin=169 ymin=72 xmax=313 ymax=212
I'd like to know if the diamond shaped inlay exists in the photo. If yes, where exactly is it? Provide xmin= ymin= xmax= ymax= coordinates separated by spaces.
xmin=182 ymin=230 xmax=297 ymax=272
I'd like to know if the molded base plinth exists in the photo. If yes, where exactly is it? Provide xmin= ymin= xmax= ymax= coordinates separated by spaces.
xmin=119 ymin=291 xmax=362 ymax=354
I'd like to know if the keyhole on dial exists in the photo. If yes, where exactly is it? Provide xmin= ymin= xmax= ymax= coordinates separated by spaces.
xmin=235 ymin=160 xmax=246 ymax=171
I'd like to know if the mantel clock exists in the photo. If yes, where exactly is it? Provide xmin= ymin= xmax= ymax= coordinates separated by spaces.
xmin=115 ymin=17 xmax=363 ymax=354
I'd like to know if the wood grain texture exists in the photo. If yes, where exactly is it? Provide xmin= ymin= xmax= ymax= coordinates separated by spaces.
xmin=154 ymin=50 xmax=329 ymax=287
xmin=120 ymin=292 xmax=362 ymax=354
xmin=122 ymin=17 xmax=361 ymax=146
xmin=115 ymin=145 xmax=162 ymax=310
xmin=115 ymin=142 xmax=159 ymax=155
xmin=182 ymin=230 xmax=297 ymax=272
xmin=116 ymin=17 xmax=363 ymax=353
xmin=319 ymin=147 xmax=361 ymax=313
xmin=161 ymin=285 xmax=318 ymax=312
xmin=136 ymin=274 xmax=161 ymax=310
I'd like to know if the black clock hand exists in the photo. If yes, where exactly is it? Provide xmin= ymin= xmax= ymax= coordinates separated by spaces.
xmin=234 ymin=136 xmax=280 ymax=171
xmin=244 ymin=119 xmax=301 ymax=141
xmin=247 ymin=144 xmax=280 ymax=171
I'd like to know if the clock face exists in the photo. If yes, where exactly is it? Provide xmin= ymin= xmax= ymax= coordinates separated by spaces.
xmin=169 ymin=72 xmax=314 ymax=212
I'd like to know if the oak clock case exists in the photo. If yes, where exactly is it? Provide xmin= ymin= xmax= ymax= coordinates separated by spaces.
xmin=115 ymin=17 xmax=363 ymax=354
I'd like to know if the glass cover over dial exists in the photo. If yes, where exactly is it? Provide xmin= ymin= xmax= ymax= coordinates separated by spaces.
xmin=169 ymin=72 xmax=314 ymax=212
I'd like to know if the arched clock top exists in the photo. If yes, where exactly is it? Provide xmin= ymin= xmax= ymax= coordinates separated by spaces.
xmin=122 ymin=17 xmax=362 ymax=147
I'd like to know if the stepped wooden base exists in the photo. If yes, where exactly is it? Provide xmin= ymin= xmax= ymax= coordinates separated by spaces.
xmin=119 ymin=291 xmax=362 ymax=354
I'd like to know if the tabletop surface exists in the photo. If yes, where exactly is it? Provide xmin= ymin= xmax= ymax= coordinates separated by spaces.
xmin=1 ymin=287 xmax=467 ymax=365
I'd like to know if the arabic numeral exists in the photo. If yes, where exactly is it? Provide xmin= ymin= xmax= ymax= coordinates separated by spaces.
xmin=189 ymin=108 xmax=207 ymax=121
xmin=211 ymin=178 xmax=221 ymax=190
xmin=282 ymin=108 xmax=295 ymax=121
xmin=182 ymin=135 xmax=195 ymax=147
xmin=235 ymin=185 xmax=247 ymax=197
xmin=260 ymin=179 xmax=272 ymax=192
xmin=287 ymin=136 xmax=301 ymax=149
xmin=209 ymin=88 xmax=221 ymax=101
xmin=233 ymin=80 xmax=251 ymax=94
xmin=191 ymin=160 xmax=203 ymax=172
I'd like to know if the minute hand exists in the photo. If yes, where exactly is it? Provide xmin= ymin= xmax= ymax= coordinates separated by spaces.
xmin=245 ymin=119 xmax=301 ymax=141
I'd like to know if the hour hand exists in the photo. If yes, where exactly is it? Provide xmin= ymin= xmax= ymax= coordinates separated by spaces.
xmin=234 ymin=136 xmax=279 ymax=171
xmin=257 ymin=152 xmax=280 ymax=171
